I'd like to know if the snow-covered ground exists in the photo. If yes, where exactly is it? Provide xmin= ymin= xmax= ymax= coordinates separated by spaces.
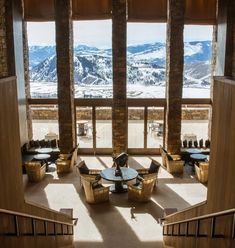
xmin=30 ymin=81 xmax=211 ymax=98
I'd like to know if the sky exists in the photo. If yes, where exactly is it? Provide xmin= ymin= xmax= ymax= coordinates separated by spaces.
xmin=27 ymin=20 xmax=213 ymax=48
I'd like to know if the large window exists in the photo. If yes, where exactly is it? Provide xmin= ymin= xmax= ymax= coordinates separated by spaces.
xmin=181 ymin=105 xmax=211 ymax=145
xmin=183 ymin=25 xmax=213 ymax=98
xmin=31 ymin=105 xmax=59 ymax=140
xmin=127 ymin=23 xmax=167 ymax=98
xmin=73 ymin=20 xmax=112 ymax=98
xmin=27 ymin=22 xmax=57 ymax=98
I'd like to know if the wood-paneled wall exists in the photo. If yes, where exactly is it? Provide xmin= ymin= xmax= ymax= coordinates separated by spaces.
xmin=0 ymin=77 xmax=73 ymax=247
xmin=163 ymin=77 xmax=235 ymax=247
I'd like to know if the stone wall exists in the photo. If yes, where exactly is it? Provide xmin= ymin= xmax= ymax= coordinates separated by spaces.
xmin=0 ymin=0 xmax=8 ymax=77
xmin=31 ymin=107 xmax=209 ymax=121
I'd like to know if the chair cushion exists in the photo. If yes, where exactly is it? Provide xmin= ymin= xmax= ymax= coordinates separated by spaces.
xmin=148 ymin=159 xmax=161 ymax=174
xmin=59 ymin=154 xmax=71 ymax=160
xmin=78 ymin=160 xmax=89 ymax=174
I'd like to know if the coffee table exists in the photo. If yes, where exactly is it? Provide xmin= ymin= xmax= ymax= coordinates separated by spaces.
xmin=100 ymin=167 xmax=138 ymax=193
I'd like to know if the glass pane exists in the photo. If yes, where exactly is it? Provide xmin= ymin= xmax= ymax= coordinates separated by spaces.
xmin=73 ymin=20 xmax=112 ymax=98
xmin=183 ymin=25 xmax=213 ymax=98
xmin=147 ymin=107 xmax=164 ymax=148
xmin=27 ymin=22 xmax=57 ymax=98
xmin=127 ymin=23 xmax=166 ymax=98
xmin=128 ymin=107 xmax=144 ymax=148
xmin=96 ymin=107 xmax=112 ymax=148
xmin=31 ymin=105 xmax=59 ymax=140
xmin=181 ymin=105 xmax=210 ymax=147
xmin=76 ymin=107 xmax=93 ymax=148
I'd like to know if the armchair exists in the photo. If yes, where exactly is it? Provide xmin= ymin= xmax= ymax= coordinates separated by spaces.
xmin=194 ymin=161 xmax=209 ymax=183
xmin=77 ymin=160 xmax=102 ymax=185
xmin=81 ymin=175 xmax=109 ymax=204
xmin=128 ymin=174 xmax=157 ymax=202
xmin=112 ymin=152 xmax=128 ymax=167
xmin=25 ymin=161 xmax=46 ymax=182
xmin=160 ymin=145 xmax=181 ymax=168
xmin=55 ymin=147 xmax=78 ymax=173
xmin=165 ymin=153 xmax=184 ymax=174
xmin=136 ymin=159 xmax=161 ymax=185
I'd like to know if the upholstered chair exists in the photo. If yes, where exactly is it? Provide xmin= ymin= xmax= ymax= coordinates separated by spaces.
xmin=80 ymin=175 xmax=109 ymax=204
xmin=136 ymin=159 xmax=161 ymax=185
xmin=25 ymin=161 xmax=46 ymax=182
xmin=76 ymin=160 xmax=102 ymax=185
xmin=165 ymin=153 xmax=184 ymax=174
xmin=194 ymin=161 xmax=209 ymax=183
xmin=128 ymin=174 xmax=157 ymax=202
xmin=160 ymin=145 xmax=182 ymax=168
xmin=55 ymin=147 xmax=78 ymax=173
xmin=112 ymin=152 xmax=128 ymax=167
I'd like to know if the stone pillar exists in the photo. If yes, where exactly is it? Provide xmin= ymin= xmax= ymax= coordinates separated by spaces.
xmin=112 ymin=0 xmax=127 ymax=154
xmin=165 ymin=0 xmax=185 ymax=154
xmin=0 ymin=0 xmax=8 ymax=77
xmin=55 ymin=0 xmax=75 ymax=153
xmin=23 ymin=21 xmax=33 ymax=140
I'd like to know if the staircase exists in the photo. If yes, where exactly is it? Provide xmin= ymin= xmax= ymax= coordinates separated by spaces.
xmin=162 ymin=208 xmax=235 ymax=248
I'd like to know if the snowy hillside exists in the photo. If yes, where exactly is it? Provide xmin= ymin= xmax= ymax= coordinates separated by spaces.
xmin=29 ymin=41 xmax=212 ymax=98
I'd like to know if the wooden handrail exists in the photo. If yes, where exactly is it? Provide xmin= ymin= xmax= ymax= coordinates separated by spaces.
xmin=162 ymin=200 xmax=207 ymax=220
xmin=0 ymin=208 xmax=73 ymax=226
xmin=163 ymin=208 xmax=235 ymax=227
xmin=163 ymin=208 xmax=235 ymax=239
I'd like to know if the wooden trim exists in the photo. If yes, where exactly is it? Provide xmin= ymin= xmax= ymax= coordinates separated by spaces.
xmin=0 ymin=208 xmax=73 ymax=226
xmin=92 ymin=106 xmax=96 ymax=151
xmin=181 ymin=98 xmax=212 ymax=105
xmin=127 ymin=148 xmax=160 ymax=155
xmin=28 ymin=98 xmax=58 ymax=105
xmin=28 ymin=98 xmax=212 ymax=106
xmin=144 ymin=106 xmax=147 ymax=148
xmin=164 ymin=201 xmax=207 ymax=219
xmin=77 ymin=148 xmax=113 ymax=155
xmin=163 ymin=208 xmax=235 ymax=227
xmin=74 ymin=98 xmax=113 ymax=106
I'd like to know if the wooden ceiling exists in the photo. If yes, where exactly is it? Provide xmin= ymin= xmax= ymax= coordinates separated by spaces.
xmin=24 ymin=0 xmax=216 ymax=24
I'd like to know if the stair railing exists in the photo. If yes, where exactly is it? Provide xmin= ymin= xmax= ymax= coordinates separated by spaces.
xmin=162 ymin=208 xmax=235 ymax=239
xmin=0 ymin=208 xmax=78 ymax=237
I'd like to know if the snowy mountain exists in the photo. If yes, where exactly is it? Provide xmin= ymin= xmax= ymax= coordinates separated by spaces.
xmin=29 ymin=41 xmax=212 ymax=97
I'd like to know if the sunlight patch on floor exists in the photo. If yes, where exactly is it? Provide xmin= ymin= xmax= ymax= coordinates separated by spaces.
xmin=165 ymin=182 xmax=207 ymax=206
xmin=115 ymin=207 xmax=163 ymax=242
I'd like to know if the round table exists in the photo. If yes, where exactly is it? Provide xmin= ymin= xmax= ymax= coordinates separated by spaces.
xmin=190 ymin=154 xmax=207 ymax=169
xmin=186 ymin=148 xmax=202 ymax=154
xmin=35 ymin=148 xmax=53 ymax=153
xmin=100 ymin=167 xmax=138 ymax=193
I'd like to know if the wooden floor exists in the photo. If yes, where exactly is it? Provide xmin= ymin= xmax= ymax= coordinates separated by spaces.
xmin=24 ymin=156 xmax=207 ymax=248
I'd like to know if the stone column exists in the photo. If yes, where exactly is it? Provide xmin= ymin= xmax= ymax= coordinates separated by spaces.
xmin=55 ymin=0 xmax=75 ymax=153
xmin=22 ymin=21 xmax=33 ymax=140
xmin=112 ymin=0 xmax=127 ymax=154
xmin=165 ymin=0 xmax=185 ymax=154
